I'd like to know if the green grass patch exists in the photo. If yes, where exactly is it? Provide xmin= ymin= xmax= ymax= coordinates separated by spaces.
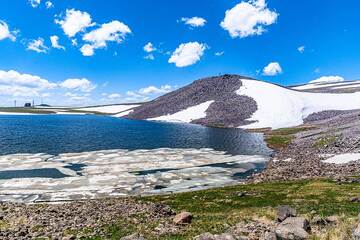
xmin=265 ymin=126 xmax=313 ymax=150
xmin=90 ymin=179 xmax=360 ymax=239
xmin=313 ymin=135 xmax=337 ymax=148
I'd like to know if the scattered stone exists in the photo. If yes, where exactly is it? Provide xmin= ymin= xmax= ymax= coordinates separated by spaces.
xmin=121 ymin=233 xmax=145 ymax=240
xmin=194 ymin=232 xmax=215 ymax=240
xmin=277 ymin=205 xmax=297 ymax=222
xmin=237 ymin=191 xmax=248 ymax=197
xmin=275 ymin=217 xmax=310 ymax=240
xmin=325 ymin=215 xmax=338 ymax=224
xmin=264 ymin=231 xmax=277 ymax=240
xmin=173 ymin=211 xmax=193 ymax=225
xmin=350 ymin=197 xmax=360 ymax=203
xmin=310 ymin=216 xmax=327 ymax=225
xmin=353 ymin=222 xmax=360 ymax=240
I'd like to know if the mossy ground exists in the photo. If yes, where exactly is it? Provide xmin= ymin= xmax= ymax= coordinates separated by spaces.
xmin=265 ymin=126 xmax=313 ymax=150
xmin=86 ymin=179 xmax=360 ymax=239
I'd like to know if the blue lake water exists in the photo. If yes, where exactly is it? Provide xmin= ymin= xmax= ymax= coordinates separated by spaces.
xmin=0 ymin=114 xmax=270 ymax=156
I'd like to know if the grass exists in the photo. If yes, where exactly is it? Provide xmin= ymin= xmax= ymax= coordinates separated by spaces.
xmin=314 ymin=135 xmax=338 ymax=148
xmin=0 ymin=107 xmax=56 ymax=114
xmin=86 ymin=179 xmax=360 ymax=239
xmin=265 ymin=126 xmax=313 ymax=150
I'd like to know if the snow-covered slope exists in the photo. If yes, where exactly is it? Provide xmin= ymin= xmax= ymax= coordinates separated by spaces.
xmin=122 ymin=74 xmax=360 ymax=129
xmin=76 ymin=104 xmax=140 ymax=114
xmin=238 ymin=79 xmax=360 ymax=129
xmin=291 ymin=80 xmax=360 ymax=93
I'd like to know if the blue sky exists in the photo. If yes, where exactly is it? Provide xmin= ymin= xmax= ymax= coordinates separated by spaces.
xmin=0 ymin=0 xmax=360 ymax=106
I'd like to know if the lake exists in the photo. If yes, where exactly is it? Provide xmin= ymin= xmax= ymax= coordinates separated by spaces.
xmin=0 ymin=114 xmax=271 ymax=202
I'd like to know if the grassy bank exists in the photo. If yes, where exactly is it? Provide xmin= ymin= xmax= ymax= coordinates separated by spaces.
xmin=87 ymin=179 xmax=360 ymax=239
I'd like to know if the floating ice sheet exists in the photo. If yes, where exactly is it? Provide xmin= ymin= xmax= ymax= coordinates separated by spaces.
xmin=0 ymin=148 xmax=269 ymax=203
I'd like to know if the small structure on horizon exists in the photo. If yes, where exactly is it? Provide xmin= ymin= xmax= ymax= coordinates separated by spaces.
xmin=24 ymin=103 xmax=32 ymax=108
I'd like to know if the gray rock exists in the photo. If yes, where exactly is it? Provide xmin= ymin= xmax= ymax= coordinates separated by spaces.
xmin=173 ymin=211 xmax=193 ymax=225
xmin=194 ymin=233 xmax=215 ymax=240
xmin=213 ymin=233 xmax=236 ymax=240
xmin=325 ymin=215 xmax=338 ymax=224
xmin=264 ymin=231 xmax=277 ymax=240
xmin=310 ymin=216 xmax=326 ymax=225
xmin=350 ymin=197 xmax=360 ymax=203
xmin=277 ymin=205 xmax=297 ymax=222
xmin=275 ymin=217 xmax=310 ymax=240
xmin=354 ymin=222 xmax=360 ymax=240
xmin=121 ymin=233 xmax=145 ymax=240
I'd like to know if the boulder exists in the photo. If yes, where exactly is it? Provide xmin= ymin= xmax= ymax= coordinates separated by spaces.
xmin=310 ymin=216 xmax=327 ymax=226
xmin=264 ymin=231 xmax=277 ymax=240
xmin=277 ymin=205 xmax=297 ymax=222
xmin=325 ymin=215 xmax=338 ymax=224
xmin=173 ymin=211 xmax=193 ymax=225
xmin=350 ymin=197 xmax=360 ymax=203
xmin=194 ymin=233 xmax=235 ymax=240
xmin=353 ymin=222 xmax=360 ymax=240
xmin=275 ymin=217 xmax=310 ymax=240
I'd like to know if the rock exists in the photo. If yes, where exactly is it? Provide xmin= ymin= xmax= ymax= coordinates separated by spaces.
xmin=121 ymin=233 xmax=145 ymax=240
xmin=325 ymin=215 xmax=338 ymax=224
xmin=275 ymin=217 xmax=310 ymax=240
xmin=310 ymin=216 xmax=326 ymax=225
xmin=264 ymin=231 xmax=277 ymax=240
xmin=194 ymin=233 xmax=236 ymax=240
xmin=350 ymin=197 xmax=360 ymax=203
xmin=277 ymin=205 xmax=297 ymax=222
xmin=237 ymin=191 xmax=248 ymax=197
xmin=173 ymin=211 xmax=193 ymax=225
xmin=353 ymin=222 xmax=360 ymax=240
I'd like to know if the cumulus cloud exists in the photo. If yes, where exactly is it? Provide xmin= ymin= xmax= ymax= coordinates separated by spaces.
xmin=80 ymin=20 xmax=131 ymax=56
xmin=50 ymin=35 xmax=65 ymax=50
xmin=64 ymin=92 xmax=91 ymax=102
xmin=298 ymin=45 xmax=305 ymax=53
xmin=144 ymin=54 xmax=154 ymax=60
xmin=45 ymin=1 xmax=53 ymax=9
xmin=181 ymin=17 xmax=207 ymax=28
xmin=263 ymin=62 xmax=282 ymax=76
xmin=27 ymin=38 xmax=49 ymax=53
xmin=29 ymin=0 xmax=41 ymax=8
xmin=168 ymin=42 xmax=207 ymax=67
xmin=107 ymin=93 xmax=121 ymax=99
xmin=0 ymin=21 xmax=16 ymax=41
xmin=309 ymin=76 xmax=344 ymax=84
xmin=0 ymin=70 xmax=56 ymax=97
xmin=60 ymin=78 xmax=96 ymax=92
xmin=220 ymin=0 xmax=278 ymax=38
xmin=143 ymin=42 xmax=156 ymax=53
xmin=138 ymin=85 xmax=172 ymax=95
xmin=55 ymin=9 xmax=94 ymax=38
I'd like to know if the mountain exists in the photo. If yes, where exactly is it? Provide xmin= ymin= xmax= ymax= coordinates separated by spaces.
xmin=123 ymin=74 xmax=360 ymax=129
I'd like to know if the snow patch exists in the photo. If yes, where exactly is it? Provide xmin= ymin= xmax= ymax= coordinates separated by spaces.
xmin=322 ymin=153 xmax=360 ymax=164
xmin=237 ymin=79 xmax=360 ymax=129
xmin=77 ymin=104 xmax=140 ymax=114
xmin=148 ymin=100 xmax=214 ymax=123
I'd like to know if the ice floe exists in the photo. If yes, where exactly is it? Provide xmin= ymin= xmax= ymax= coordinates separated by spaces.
xmin=0 ymin=148 xmax=269 ymax=203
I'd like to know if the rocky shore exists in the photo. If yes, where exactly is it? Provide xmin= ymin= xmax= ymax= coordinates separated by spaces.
xmin=251 ymin=109 xmax=360 ymax=182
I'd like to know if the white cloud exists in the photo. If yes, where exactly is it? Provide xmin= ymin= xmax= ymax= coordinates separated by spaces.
xmin=45 ymin=1 xmax=53 ymax=9
xmin=215 ymin=51 xmax=224 ymax=56
xmin=80 ymin=44 xmax=94 ymax=56
xmin=0 ymin=70 xmax=56 ymax=97
xmin=144 ymin=54 xmax=154 ymax=60
xmin=29 ymin=0 xmax=41 ymax=8
xmin=81 ymin=20 xmax=131 ymax=56
xmin=298 ymin=45 xmax=305 ymax=53
xmin=107 ymin=93 xmax=121 ymax=99
xmin=309 ymin=76 xmax=344 ymax=84
xmin=263 ymin=62 xmax=282 ymax=76
xmin=27 ymin=38 xmax=49 ymax=53
xmin=64 ymin=92 xmax=90 ymax=102
xmin=181 ymin=17 xmax=207 ymax=28
xmin=55 ymin=9 xmax=94 ymax=38
xmin=168 ymin=42 xmax=207 ymax=67
xmin=220 ymin=0 xmax=278 ymax=38
xmin=138 ymin=85 xmax=172 ymax=95
xmin=60 ymin=78 xmax=96 ymax=92
xmin=50 ymin=35 xmax=65 ymax=50
xmin=0 ymin=21 xmax=16 ymax=41
xmin=143 ymin=42 xmax=156 ymax=53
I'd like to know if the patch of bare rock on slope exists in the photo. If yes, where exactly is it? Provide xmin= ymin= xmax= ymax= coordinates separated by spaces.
xmin=251 ymin=109 xmax=360 ymax=182
xmin=126 ymin=74 xmax=258 ymax=128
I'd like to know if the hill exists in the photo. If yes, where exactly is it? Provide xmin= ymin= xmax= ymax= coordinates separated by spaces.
xmin=124 ymin=74 xmax=360 ymax=129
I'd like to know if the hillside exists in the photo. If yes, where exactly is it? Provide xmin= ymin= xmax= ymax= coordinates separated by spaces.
xmin=124 ymin=74 xmax=360 ymax=129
